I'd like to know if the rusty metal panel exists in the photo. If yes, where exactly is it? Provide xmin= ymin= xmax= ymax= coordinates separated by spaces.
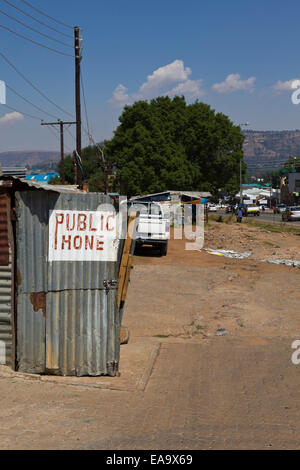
xmin=15 ymin=189 xmax=120 ymax=376
xmin=0 ymin=193 xmax=9 ymax=266
xmin=0 ymin=251 xmax=12 ymax=365
xmin=46 ymin=288 xmax=119 ymax=376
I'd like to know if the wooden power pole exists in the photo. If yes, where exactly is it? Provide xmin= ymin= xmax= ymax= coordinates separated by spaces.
xmin=41 ymin=121 xmax=76 ymax=183
xmin=74 ymin=26 xmax=82 ymax=186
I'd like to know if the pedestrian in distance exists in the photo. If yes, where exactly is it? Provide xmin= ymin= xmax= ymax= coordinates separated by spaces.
xmin=237 ymin=207 xmax=243 ymax=223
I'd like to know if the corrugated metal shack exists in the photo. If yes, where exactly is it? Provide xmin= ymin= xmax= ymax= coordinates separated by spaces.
xmin=0 ymin=176 xmax=134 ymax=377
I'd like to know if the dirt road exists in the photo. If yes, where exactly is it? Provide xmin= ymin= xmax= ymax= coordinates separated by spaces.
xmin=1 ymin=221 xmax=300 ymax=449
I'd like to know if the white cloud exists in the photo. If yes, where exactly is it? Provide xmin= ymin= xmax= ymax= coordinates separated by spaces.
xmin=108 ymin=84 xmax=130 ymax=108
xmin=272 ymin=79 xmax=300 ymax=92
xmin=137 ymin=60 xmax=191 ymax=99
xmin=212 ymin=74 xmax=256 ymax=94
xmin=165 ymin=79 xmax=205 ymax=99
xmin=0 ymin=111 xmax=23 ymax=126
xmin=109 ymin=60 xmax=205 ymax=107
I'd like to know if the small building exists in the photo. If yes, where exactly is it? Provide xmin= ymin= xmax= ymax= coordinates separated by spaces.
xmin=288 ymin=172 xmax=300 ymax=195
xmin=0 ymin=176 xmax=134 ymax=377
xmin=26 ymin=171 xmax=59 ymax=183
xmin=131 ymin=190 xmax=211 ymax=216
xmin=0 ymin=167 xmax=27 ymax=179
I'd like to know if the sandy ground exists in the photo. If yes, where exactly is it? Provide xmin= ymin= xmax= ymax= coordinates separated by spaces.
xmin=128 ymin=222 xmax=300 ymax=340
xmin=1 ymin=221 xmax=300 ymax=449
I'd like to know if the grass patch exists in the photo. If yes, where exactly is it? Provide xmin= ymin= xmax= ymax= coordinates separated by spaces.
xmin=262 ymin=241 xmax=280 ymax=248
xmin=208 ymin=214 xmax=236 ymax=224
xmin=246 ymin=219 xmax=300 ymax=234
xmin=153 ymin=334 xmax=170 ymax=338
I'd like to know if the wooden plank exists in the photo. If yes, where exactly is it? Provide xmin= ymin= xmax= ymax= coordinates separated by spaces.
xmin=121 ymin=255 xmax=133 ymax=304
xmin=117 ymin=213 xmax=136 ymax=309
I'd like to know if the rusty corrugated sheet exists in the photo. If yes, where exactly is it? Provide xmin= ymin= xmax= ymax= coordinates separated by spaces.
xmin=16 ymin=189 xmax=120 ymax=376
xmin=0 ymin=193 xmax=9 ymax=266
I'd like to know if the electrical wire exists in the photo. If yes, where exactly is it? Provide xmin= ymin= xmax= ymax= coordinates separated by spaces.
xmin=0 ymin=7 xmax=73 ymax=48
xmin=65 ymin=125 xmax=75 ymax=141
xmin=0 ymin=24 xmax=73 ymax=56
xmin=80 ymin=70 xmax=92 ymax=146
xmin=2 ymin=102 xmax=41 ymax=120
xmin=2 ymin=0 xmax=73 ymax=38
xmin=45 ymin=123 xmax=74 ymax=154
xmin=6 ymin=83 xmax=60 ymax=120
xmin=79 ymin=67 xmax=105 ymax=162
xmin=20 ymin=0 xmax=73 ymax=30
xmin=0 ymin=50 xmax=74 ymax=118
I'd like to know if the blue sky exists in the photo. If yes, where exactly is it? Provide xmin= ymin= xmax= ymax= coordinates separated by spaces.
xmin=1 ymin=0 xmax=300 ymax=152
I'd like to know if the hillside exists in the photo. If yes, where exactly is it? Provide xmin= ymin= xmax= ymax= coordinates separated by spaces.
xmin=1 ymin=132 xmax=300 ymax=174
xmin=0 ymin=151 xmax=60 ymax=169
xmin=243 ymin=130 xmax=300 ymax=171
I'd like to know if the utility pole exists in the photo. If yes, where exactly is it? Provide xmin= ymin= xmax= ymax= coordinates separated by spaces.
xmin=60 ymin=120 xmax=64 ymax=183
xmin=41 ymin=121 xmax=76 ymax=183
xmin=238 ymin=122 xmax=249 ymax=206
xmin=240 ymin=159 xmax=243 ymax=205
xmin=74 ymin=26 xmax=82 ymax=186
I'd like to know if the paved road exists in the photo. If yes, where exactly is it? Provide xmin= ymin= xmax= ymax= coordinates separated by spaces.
xmin=216 ymin=209 xmax=300 ymax=226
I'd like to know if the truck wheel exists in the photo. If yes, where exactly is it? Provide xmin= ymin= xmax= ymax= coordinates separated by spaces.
xmin=160 ymin=244 xmax=168 ymax=256
xmin=257 ymin=213 xmax=260 ymax=216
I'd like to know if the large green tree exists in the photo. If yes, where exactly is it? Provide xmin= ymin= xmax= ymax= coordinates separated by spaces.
xmin=106 ymin=96 xmax=245 ymax=197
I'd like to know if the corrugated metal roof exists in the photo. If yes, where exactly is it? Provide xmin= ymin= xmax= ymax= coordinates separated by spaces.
xmin=131 ymin=190 xmax=212 ymax=200
xmin=0 ymin=175 xmax=88 ymax=194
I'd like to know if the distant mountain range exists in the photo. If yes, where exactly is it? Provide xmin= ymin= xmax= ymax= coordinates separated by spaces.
xmin=2 ymin=131 xmax=300 ymax=174
xmin=0 ymin=150 xmax=60 ymax=169
xmin=243 ymin=130 xmax=300 ymax=172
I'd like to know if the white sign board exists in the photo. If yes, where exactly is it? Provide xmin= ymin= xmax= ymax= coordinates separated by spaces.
xmin=0 ymin=80 xmax=6 ymax=105
xmin=48 ymin=210 xmax=118 ymax=262
xmin=0 ymin=340 xmax=5 ymax=365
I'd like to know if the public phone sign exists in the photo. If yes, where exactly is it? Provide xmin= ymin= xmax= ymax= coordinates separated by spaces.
xmin=48 ymin=210 xmax=118 ymax=261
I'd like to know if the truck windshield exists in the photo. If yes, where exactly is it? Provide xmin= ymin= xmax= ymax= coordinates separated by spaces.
xmin=128 ymin=203 xmax=162 ymax=216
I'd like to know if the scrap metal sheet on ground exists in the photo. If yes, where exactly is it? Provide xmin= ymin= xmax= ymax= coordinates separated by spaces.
xmin=265 ymin=259 xmax=300 ymax=268
xmin=204 ymin=248 xmax=252 ymax=259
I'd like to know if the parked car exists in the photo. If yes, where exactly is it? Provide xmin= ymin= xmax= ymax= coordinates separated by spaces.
xmin=208 ymin=205 xmax=217 ymax=212
xmin=274 ymin=204 xmax=287 ymax=214
xmin=282 ymin=206 xmax=300 ymax=222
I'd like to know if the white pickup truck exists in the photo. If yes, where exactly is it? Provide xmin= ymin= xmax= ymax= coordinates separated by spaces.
xmin=243 ymin=205 xmax=260 ymax=217
xmin=128 ymin=201 xmax=169 ymax=256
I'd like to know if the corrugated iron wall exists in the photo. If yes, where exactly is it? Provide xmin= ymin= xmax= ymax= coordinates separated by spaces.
xmin=16 ymin=190 xmax=120 ymax=376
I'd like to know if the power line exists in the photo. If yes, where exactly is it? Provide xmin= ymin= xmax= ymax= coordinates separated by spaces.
xmin=6 ymin=83 xmax=60 ymax=119
xmin=0 ymin=24 xmax=73 ymax=56
xmin=20 ymin=0 xmax=73 ymax=30
xmin=2 ymin=0 xmax=73 ymax=38
xmin=2 ymin=102 xmax=41 ymax=120
xmin=81 ymin=70 xmax=92 ymax=146
xmin=0 ymin=50 xmax=74 ymax=118
xmin=43 ymin=121 xmax=75 ymax=157
xmin=0 ymin=7 xmax=73 ymax=48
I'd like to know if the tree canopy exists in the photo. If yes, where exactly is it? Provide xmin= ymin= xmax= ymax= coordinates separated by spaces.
xmin=106 ymin=96 xmax=245 ymax=197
